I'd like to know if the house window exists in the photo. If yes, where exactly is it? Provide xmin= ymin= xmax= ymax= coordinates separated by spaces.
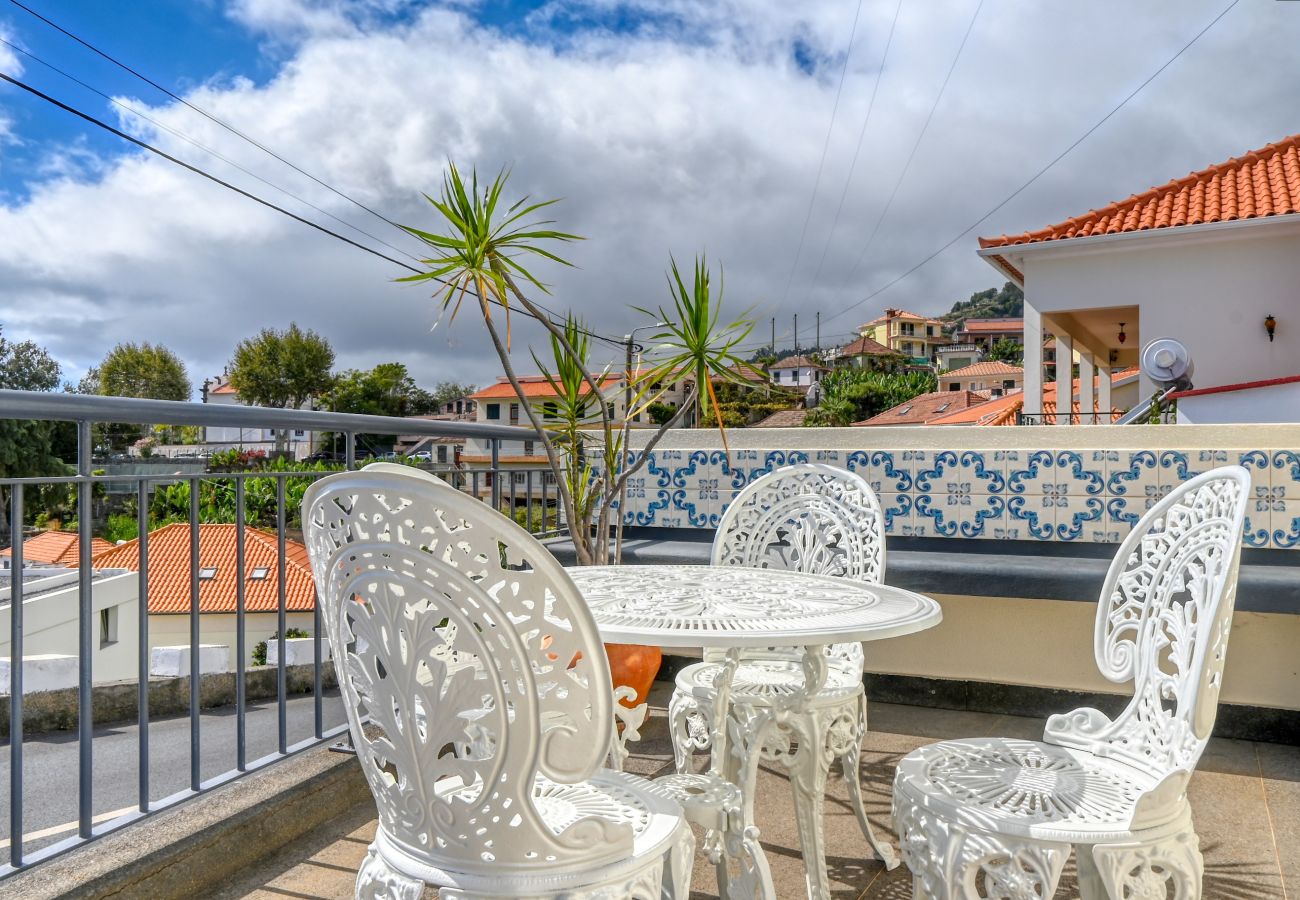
xmin=293 ymin=430 xmax=305 ymax=438
xmin=509 ymin=403 xmax=520 ymax=422
xmin=542 ymin=401 xmax=557 ymax=419
xmin=948 ymin=383 xmax=961 ymax=391
xmin=1003 ymin=380 xmax=1016 ymax=390
xmin=607 ymin=402 xmax=615 ymax=418
xmin=523 ymin=440 xmax=535 ymax=456
xmin=896 ymin=405 xmax=913 ymax=416
xmin=199 ymin=567 xmax=217 ymax=580
xmin=934 ymin=402 xmax=951 ymax=413
xmin=926 ymin=326 xmax=935 ymax=337
xmin=513 ymin=472 xmax=528 ymax=485
xmin=250 ymin=566 xmax=270 ymax=580
xmin=486 ymin=403 xmax=501 ymax=420
xmin=99 ymin=607 xmax=118 ymax=647
xmin=544 ymin=473 xmax=557 ymax=485
xmin=437 ymin=445 xmax=448 ymax=463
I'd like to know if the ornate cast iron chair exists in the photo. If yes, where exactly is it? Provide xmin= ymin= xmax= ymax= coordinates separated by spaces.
xmin=668 ymin=463 xmax=900 ymax=893
xmin=302 ymin=470 xmax=695 ymax=899
xmin=892 ymin=465 xmax=1250 ymax=900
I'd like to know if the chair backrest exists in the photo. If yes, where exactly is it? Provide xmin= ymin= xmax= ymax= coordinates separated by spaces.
xmin=301 ymin=470 xmax=630 ymax=877
xmin=361 ymin=460 xmax=452 ymax=484
xmin=709 ymin=463 xmax=886 ymax=667
xmin=1046 ymin=465 xmax=1250 ymax=780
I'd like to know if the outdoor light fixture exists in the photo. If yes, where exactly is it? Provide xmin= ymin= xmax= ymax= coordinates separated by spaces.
xmin=1265 ymin=314 xmax=1277 ymax=341
xmin=1117 ymin=322 xmax=1127 ymax=344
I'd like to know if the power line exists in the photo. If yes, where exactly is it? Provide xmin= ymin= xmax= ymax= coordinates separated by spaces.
xmin=805 ymin=0 xmax=903 ymax=297
xmin=0 ymin=34 xmax=426 ymax=268
xmin=4 ymin=0 xmax=409 ymax=240
xmin=845 ymin=0 xmax=984 ymax=281
xmin=0 ymin=69 xmax=626 ymax=349
xmin=821 ymin=0 xmax=1241 ymax=329
xmin=771 ymin=0 xmax=865 ymax=316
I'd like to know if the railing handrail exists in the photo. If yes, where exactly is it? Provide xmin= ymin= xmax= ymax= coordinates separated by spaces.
xmin=0 ymin=390 xmax=538 ymax=442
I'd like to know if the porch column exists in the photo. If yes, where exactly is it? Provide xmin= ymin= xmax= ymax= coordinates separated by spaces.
xmin=1079 ymin=353 xmax=1096 ymax=426
xmin=1098 ymin=364 xmax=1113 ymax=423
xmin=1023 ymin=302 xmax=1043 ymax=420
xmin=1055 ymin=332 xmax=1073 ymax=425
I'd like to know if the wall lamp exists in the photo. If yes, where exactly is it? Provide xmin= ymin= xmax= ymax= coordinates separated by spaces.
xmin=1265 ymin=314 xmax=1277 ymax=342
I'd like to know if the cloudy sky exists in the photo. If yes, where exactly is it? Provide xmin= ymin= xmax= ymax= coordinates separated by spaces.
xmin=0 ymin=0 xmax=1296 ymax=393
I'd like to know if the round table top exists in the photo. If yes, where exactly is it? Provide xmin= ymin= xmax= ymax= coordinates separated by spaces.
xmin=567 ymin=564 xmax=942 ymax=648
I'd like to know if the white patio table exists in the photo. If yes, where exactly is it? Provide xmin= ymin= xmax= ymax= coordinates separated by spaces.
xmin=568 ymin=563 xmax=942 ymax=900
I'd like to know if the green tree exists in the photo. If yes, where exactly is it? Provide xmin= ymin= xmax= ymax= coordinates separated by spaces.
xmin=987 ymin=338 xmax=1024 ymax=364
xmin=0 ymin=328 xmax=69 ymax=535
xmin=229 ymin=324 xmax=335 ymax=412
xmin=428 ymin=380 xmax=479 ymax=411
xmin=804 ymin=368 xmax=936 ymax=426
xmin=89 ymin=342 xmax=191 ymax=401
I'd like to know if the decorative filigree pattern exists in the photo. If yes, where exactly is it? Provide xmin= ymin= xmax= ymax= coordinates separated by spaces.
xmin=893 ymin=467 xmax=1250 ymax=900
xmin=301 ymin=470 xmax=693 ymax=896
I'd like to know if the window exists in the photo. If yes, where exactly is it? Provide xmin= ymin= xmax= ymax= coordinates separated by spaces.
xmin=542 ymin=401 xmax=557 ymax=419
xmin=486 ymin=403 xmax=501 ymax=420
xmin=523 ymin=440 xmax=534 ymax=456
xmin=199 ymin=566 xmax=217 ymax=580
xmin=926 ymin=325 xmax=935 ymax=337
xmin=509 ymin=403 xmax=520 ymax=421
xmin=948 ymin=383 xmax=961 ymax=391
xmin=896 ymin=405 xmax=913 ymax=416
xmin=544 ymin=473 xmax=557 ymax=485
xmin=437 ymin=445 xmax=448 ymax=463
xmin=99 ymin=607 xmax=118 ymax=647
xmin=1003 ymin=379 xmax=1016 ymax=390
xmin=607 ymin=402 xmax=616 ymax=418
xmin=250 ymin=566 xmax=270 ymax=580
xmin=934 ymin=402 xmax=951 ymax=413
xmin=633 ymin=411 xmax=641 ymax=422
xmin=293 ymin=430 xmax=305 ymax=437
xmin=513 ymin=472 xmax=529 ymax=485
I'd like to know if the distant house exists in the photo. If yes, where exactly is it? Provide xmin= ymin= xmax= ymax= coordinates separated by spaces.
xmin=752 ymin=408 xmax=809 ymax=428
xmin=830 ymin=335 xmax=899 ymax=370
xmin=768 ymin=355 xmax=827 ymax=388
xmin=859 ymin=308 xmax=951 ymax=364
xmin=979 ymin=133 xmax=1300 ymax=423
xmin=954 ymin=317 xmax=1024 ymax=349
xmin=853 ymin=390 xmax=989 ymax=426
xmin=1 ymin=531 xmax=114 ymax=569
xmin=928 ymin=368 xmax=1141 ymax=426
xmin=200 ymin=374 xmax=319 ymax=458
xmin=938 ymin=361 xmax=1024 ymax=396
xmin=93 ymin=523 xmax=317 ymax=670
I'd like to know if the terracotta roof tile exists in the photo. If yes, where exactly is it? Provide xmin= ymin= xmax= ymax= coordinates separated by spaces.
xmin=853 ymin=390 xmax=988 ymax=426
xmin=752 ymin=408 xmax=809 ymax=427
xmin=981 ymin=133 xmax=1300 ymax=249
xmin=769 ymin=355 xmax=827 ymax=370
xmin=958 ymin=318 xmax=1023 ymax=334
xmin=939 ymin=360 xmax=1023 ymax=379
xmin=91 ymin=523 xmax=315 ymax=614
xmin=837 ymin=336 xmax=896 ymax=357
xmin=468 ymin=376 xmax=618 ymax=401
xmin=0 ymin=531 xmax=114 ymax=566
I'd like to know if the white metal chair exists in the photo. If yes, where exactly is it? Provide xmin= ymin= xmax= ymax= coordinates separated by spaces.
xmin=892 ymin=465 xmax=1251 ymax=900
xmin=668 ymin=463 xmax=900 ymax=896
xmin=302 ymin=470 xmax=695 ymax=900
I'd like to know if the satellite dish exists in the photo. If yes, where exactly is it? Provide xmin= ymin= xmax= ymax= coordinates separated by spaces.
xmin=1140 ymin=338 xmax=1194 ymax=389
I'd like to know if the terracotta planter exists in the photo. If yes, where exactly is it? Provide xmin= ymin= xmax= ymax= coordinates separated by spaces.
xmin=604 ymin=643 xmax=662 ymax=708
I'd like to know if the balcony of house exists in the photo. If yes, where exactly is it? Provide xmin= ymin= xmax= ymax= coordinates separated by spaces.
xmin=0 ymin=392 xmax=1296 ymax=899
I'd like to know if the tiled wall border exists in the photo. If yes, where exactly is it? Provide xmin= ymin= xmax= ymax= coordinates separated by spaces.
xmin=610 ymin=446 xmax=1299 ymax=550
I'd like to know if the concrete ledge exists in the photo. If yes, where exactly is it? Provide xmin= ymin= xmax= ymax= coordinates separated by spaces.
xmin=0 ymin=741 xmax=370 ymax=900
xmin=0 ymin=661 xmax=337 ymax=738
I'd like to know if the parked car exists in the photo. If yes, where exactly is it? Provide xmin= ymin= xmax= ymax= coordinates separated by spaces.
xmin=408 ymin=450 xmax=433 ymax=462
xmin=305 ymin=450 xmax=344 ymax=463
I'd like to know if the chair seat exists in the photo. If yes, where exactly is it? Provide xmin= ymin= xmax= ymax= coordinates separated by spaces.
xmin=894 ymin=737 xmax=1183 ymax=844
xmin=676 ymin=657 xmax=863 ymax=706
xmin=389 ymin=769 xmax=688 ymax=891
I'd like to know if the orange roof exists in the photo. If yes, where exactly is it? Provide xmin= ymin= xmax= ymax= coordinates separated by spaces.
xmin=928 ymin=367 xmax=1139 ymax=425
xmin=210 ymin=382 xmax=238 ymax=395
xmin=0 ymin=531 xmax=113 ymax=566
xmin=958 ymin=318 xmax=1023 ymax=334
xmin=752 ymin=408 xmax=808 ymax=427
xmin=981 ymin=133 xmax=1300 ymax=249
xmin=837 ymin=335 xmax=896 ymax=357
xmin=468 ymin=375 xmax=618 ymax=401
xmin=854 ymin=390 xmax=989 ymax=426
xmin=939 ymin=360 xmax=1023 ymax=379
xmin=92 ymin=523 xmax=315 ymax=614
xmin=862 ymin=308 xmax=945 ymax=327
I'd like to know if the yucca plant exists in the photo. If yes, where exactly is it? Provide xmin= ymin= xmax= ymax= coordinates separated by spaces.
xmin=401 ymin=164 xmax=756 ymax=564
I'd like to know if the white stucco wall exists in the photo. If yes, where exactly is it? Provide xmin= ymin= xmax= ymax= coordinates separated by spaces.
xmin=1176 ymin=380 xmax=1300 ymax=424
xmin=1016 ymin=220 xmax=1300 ymax=399
xmin=149 ymin=611 xmax=318 ymax=670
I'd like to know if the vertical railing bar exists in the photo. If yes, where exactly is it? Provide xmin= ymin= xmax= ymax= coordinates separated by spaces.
xmin=275 ymin=477 xmax=287 ymax=755
xmin=508 ymin=461 xmax=516 ymax=523
xmin=9 ymin=483 xmax=24 ymax=867
xmin=76 ymin=420 xmax=93 ymax=839
xmin=526 ymin=471 xmax=534 ymax=534
xmin=490 ymin=438 xmax=501 ymax=510
xmin=235 ymin=479 xmax=247 ymax=772
xmin=472 ymin=471 xmax=480 ymax=505
xmin=188 ymin=475 xmax=201 ymax=793
xmin=345 ymin=433 xmax=356 ymax=470
xmin=136 ymin=480 xmax=150 ymax=813
xmin=312 ymin=585 xmax=323 ymax=740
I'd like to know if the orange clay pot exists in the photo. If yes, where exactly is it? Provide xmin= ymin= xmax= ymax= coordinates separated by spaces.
xmin=604 ymin=643 xmax=663 ymax=709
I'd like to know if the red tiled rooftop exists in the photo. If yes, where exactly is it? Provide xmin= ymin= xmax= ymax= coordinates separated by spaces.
xmin=939 ymin=360 xmax=1023 ymax=379
xmin=837 ymin=335 xmax=896 ymax=357
xmin=959 ymin=318 xmax=1023 ymax=334
xmin=769 ymin=355 xmax=827 ymax=370
xmin=751 ymin=408 xmax=808 ymax=427
xmin=0 ymin=531 xmax=113 ymax=567
xmin=92 ymin=523 xmax=315 ymax=614
xmin=980 ymin=133 xmax=1300 ymax=249
xmin=853 ymin=390 xmax=989 ymax=426
xmin=468 ymin=375 xmax=618 ymax=401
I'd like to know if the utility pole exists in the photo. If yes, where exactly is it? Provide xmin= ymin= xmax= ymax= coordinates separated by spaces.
xmin=816 ymin=312 xmax=820 ymax=353
xmin=771 ymin=317 xmax=775 ymax=356
xmin=794 ymin=314 xmax=799 ymax=355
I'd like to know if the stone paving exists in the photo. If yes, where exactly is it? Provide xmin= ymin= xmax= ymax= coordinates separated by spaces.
xmin=215 ymin=687 xmax=1299 ymax=899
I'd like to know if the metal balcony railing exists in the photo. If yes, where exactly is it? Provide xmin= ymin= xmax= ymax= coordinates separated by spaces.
xmin=0 ymin=390 xmax=545 ymax=876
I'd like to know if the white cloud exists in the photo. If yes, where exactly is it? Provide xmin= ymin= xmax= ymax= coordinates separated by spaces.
xmin=0 ymin=0 xmax=1297 ymax=393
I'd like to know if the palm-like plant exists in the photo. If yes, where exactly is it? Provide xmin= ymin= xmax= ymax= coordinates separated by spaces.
xmin=401 ymin=165 xmax=756 ymax=565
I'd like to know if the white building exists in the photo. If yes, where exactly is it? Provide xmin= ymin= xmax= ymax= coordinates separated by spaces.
xmin=979 ymin=133 xmax=1300 ymax=424
xmin=199 ymin=374 xmax=319 ymax=458
xmin=768 ymin=355 xmax=828 ymax=388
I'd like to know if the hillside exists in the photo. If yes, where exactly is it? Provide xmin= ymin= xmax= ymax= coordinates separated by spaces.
xmin=938 ymin=282 xmax=1023 ymax=329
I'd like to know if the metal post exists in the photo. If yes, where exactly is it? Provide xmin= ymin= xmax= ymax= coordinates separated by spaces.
xmin=188 ymin=476 xmax=201 ymax=792
xmin=235 ymin=479 xmax=247 ymax=771
xmin=490 ymin=439 xmax=501 ymax=510
xmin=794 ymin=313 xmax=798 ymax=354
xmin=276 ymin=478 xmax=287 ymax=755
xmin=816 ymin=311 xmax=820 ymax=353
xmin=136 ymin=481 xmax=150 ymax=811
xmin=345 ymin=432 xmax=356 ymax=470
xmin=77 ymin=420 xmax=93 ymax=838
xmin=9 ymin=484 xmax=24 ymax=867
